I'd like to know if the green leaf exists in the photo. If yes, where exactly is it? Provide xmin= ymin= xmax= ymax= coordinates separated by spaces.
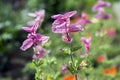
xmin=61 ymin=47 xmax=71 ymax=54
xmin=67 ymin=65 xmax=76 ymax=74
xmin=71 ymin=46 xmax=82 ymax=52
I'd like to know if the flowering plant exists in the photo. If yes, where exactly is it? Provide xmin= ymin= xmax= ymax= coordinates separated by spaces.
xmin=20 ymin=0 xmax=118 ymax=80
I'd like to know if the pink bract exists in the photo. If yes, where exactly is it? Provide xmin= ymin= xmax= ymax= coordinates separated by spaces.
xmin=20 ymin=33 xmax=49 ymax=51
xmin=77 ymin=13 xmax=92 ymax=25
xmin=22 ymin=21 xmax=40 ymax=33
xmin=93 ymin=0 xmax=111 ymax=12
xmin=94 ymin=8 xmax=110 ymax=20
xmin=28 ymin=9 xmax=45 ymax=23
xmin=81 ymin=37 xmax=91 ymax=53
xmin=52 ymin=11 xmax=84 ymax=43
xmin=62 ymin=33 xmax=72 ymax=44
xmin=33 ymin=45 xmax=46 ymax=59
xmin=61 ymin=64 xmax=67 ymax=73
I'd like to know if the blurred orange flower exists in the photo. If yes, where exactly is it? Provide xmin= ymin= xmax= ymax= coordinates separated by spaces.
xmin=63 ymin=75 xmax=75 ymax=80
xmin=71 ymin=15 xmax=80 ymax=24
xmin=96 ymin=55 xmax=106 ymax=63
xmin=103 ymin=66 xmax=117 ymax=75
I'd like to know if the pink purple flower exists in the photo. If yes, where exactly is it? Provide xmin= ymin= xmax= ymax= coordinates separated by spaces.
xmin=22 ymin=21 xmax=40 ymax=33
xmin=94 ymin=8 xmax=110 ymax=20
xmin=20 ymin=9 xmax=49 ymax=59
xmin=77 ymin=13 xmax=92 ymax=25
xmin=61 ymin=64 xmax=67 ymax=73
xmin=93 ymin=0 xmax=111 ymax=20
xmin=92 ymin=0 xmax=111 ymax=12
xmin=62 ymin=33 xmax=72 ymax=43
xmin=81 ymin=37 xmax=91 ymax=53
xmin=107 ymin=28 xmax=116 ymax=37
xmin=51 ymin=11 xmax=77 ymax=33
xmin=22 ymin=10 xmax=45 ymax=33
xmin=28 ymin=10 xmax=45 ymax=26
xmin=51 ymin=11 xmax=84 ymax=43
xmin=20 ymin=33 xmax=49 ymax=51
xmin=33 ymin=45 xmax=46 ymax=59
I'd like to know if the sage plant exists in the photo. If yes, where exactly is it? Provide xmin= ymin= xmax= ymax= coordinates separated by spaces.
xmin=51 ymin=11 xmax=92 ymax=80
xmin=20 ymin=10 xmax=49 ymax=80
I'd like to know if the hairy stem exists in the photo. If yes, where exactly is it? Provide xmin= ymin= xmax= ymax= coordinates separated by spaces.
xmin=69 ymin=43 xmax=78 ymax=80
xmin=75 ymin=74 xmax=78 ymax=80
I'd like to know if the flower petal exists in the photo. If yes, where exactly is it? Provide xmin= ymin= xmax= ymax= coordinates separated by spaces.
xmin=20 ymin=39 xmax=34 ymax=51
xmin=27 ymin=20 xmax=36 ymax=26
xmin=77 ymin=20 xmax=92 ymax=25
xmin=51 ymin=14 xmax=63 ymax=19
xmin=81 ymin=37 xmax=91 ymax=52
xmin=95 ymin=11 xmax=110 ymax=20
xmin=61 ymin=64 xmax=67 ymax=73
xmin=81 ymin=13 xmax=87 ymax=19
xmin=28 ymin=10 xmax=45 ymax=27
xmin=68 ymin=24 xmax=84 ymax=32
xmin=76 ymin=13 xmax=92 ymax=25
xmin=40 ymin=35 xmax=49 ymax=44
xmin=36 ymin=9 xmax=45 ymax=17
xmin=22 ymin=27 xmax=32 ymax=32
xmin=31 ymin=21 xmax=40 ymax=32
xmin=35 ymin=10 xmax=45 ymax=23
xmin=62 ymin=33 xmax=72 ymax=44
xmin=33 ymin=45 xmax=46 ymax=59
xmin=28 ymin=13 xmax=36 ymax=17
xmin=63 ymin=11 xmax=77 ymax=18
xmin=93 ymin=0 xmax=111 ymax=12
xmin=52 ymin=19 xmax=67 ymax=33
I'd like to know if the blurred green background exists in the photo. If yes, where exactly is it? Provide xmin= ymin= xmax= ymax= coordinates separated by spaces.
xmin=0 ymin=0 xmax=120 ymax=80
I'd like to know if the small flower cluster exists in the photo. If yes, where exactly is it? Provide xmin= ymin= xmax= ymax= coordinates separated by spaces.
xmin=93 ymin=0 xmax=111 ymax=20
xmin=20 ymin=10 xmax=49 ymax=59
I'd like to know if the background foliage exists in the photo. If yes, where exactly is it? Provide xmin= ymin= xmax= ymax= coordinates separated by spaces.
xmin=0 ymin=0 xmax=120 ymax=80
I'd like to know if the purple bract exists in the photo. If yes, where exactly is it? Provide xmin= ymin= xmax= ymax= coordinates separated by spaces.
xmin=93 ymin=0 xmax=111 ymax=12
xmin=51 ymin=11 xmax=84 ymax=43
xmin=81 ymin=37 xmax=91 ymax=53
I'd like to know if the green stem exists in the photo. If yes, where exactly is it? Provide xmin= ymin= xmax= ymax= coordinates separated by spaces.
xmin=85 ymin=72 xmax=89 ymax=80
xmin=69 ymin=43 xmax=74 ymax=63
xmin=69 ymin=43 xmax=78 ymax=80
xmin=70 ymin=53 xmax=74 ymax=64
xmin=75 ymin=74 xmax=78 ymax=80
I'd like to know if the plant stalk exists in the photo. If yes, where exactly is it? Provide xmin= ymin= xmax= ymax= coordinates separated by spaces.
xmin=69 ymin=43 xmax=78 ymax=80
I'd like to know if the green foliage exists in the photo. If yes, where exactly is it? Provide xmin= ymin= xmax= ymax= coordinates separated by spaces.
xmin=1 ymin=0 xmax=120 ymax=80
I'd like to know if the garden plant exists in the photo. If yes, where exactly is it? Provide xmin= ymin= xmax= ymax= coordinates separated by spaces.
xmin=0 ymin=0 xmax=120 ymax=80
